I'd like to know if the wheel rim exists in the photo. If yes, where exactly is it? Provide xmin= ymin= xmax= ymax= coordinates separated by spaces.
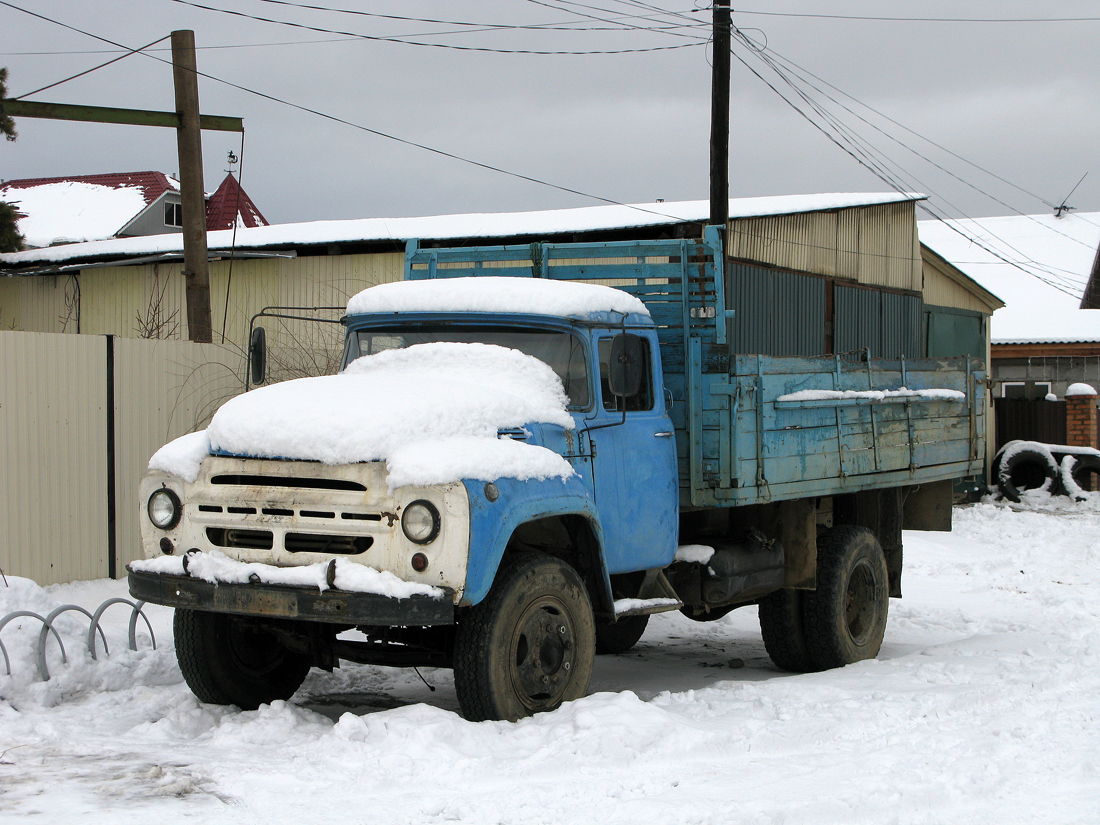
xmin=845 ymin=559 xmax=879 ymax=646
xmin=508 ymin=595 xmax=576 ymax=712
xmin=226 ymin=619 xmax=288 ymax=678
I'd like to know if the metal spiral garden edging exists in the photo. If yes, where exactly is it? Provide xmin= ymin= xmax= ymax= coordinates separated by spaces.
xmin=0 ymin=598 xmax=156 ymax=681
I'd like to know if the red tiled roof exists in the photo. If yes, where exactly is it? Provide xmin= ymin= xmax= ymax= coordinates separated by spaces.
xmin=0 ymin=171 xmax=178 ymax=205
xmin=205 ymin=172 xmax=268 ymax=231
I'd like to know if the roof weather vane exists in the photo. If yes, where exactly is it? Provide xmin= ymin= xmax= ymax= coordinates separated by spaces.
xmin=226 ymin=150 xmax=239 ymax=174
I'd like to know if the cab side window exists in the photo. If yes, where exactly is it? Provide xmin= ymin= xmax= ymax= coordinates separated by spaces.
xmin=598 ymin=337 xmax=654 ymax=412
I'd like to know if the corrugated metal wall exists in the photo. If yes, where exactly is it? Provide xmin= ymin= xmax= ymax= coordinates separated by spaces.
xmin=2 ymin=251 xmax=403 ymax=353
xmin=1 ymin=331 xmax=109 ymax=584
xmin=727 ymin=201 xmax=922 ymax=292
xmin=0 ymin=331 xmax=244 ymax=585
xmin=834 ymin=285 xmax=923 ymax=359
xmin=728 ymin=263 xmax=826 ymax=356
xmin=113 ymin=337 xmax=244 ymax=570
xmin=922 ymin=256 xmax=999 ymax=314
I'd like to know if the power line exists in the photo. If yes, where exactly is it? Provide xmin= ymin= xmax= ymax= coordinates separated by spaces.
xmin=731 ymin=10 xmax=1100 ymax=24
xmin=251 ymin=0 xmax=703 ymax=34
xmin=167 ymin=0 xmax=704 ymax=54
xmin=0 ymin=40 xmax=355 ymax=55
xmin=0 ymin=0 xmax=699 ymax=228
xmin=722 ymin=29 xmax=1089 ymax=298
xmin=753 ymin=45 xmax=1100 ymax=264
xmin=13 ymin=35 xmax=169 ymax=99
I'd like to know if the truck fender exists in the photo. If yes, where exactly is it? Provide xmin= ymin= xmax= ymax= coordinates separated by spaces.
xmin=460 ymin=475 xmax=612 ymax=612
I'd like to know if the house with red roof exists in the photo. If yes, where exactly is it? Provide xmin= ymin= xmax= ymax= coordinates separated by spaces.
xmin=0 ymin=170 xmax=267 ymax=249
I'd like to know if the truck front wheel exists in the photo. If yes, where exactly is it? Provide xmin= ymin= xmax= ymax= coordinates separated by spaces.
xmin=802 ymin=526 xmax=889 ymax=669
xmin=454 ymin=554 xmax=595 ymax=722
xmin=173 ymin=609 xmax=311 ymax=710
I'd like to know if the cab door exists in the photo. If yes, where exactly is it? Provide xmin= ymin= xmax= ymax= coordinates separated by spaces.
xmin=585 ymin=332 xmax=679 ymax=574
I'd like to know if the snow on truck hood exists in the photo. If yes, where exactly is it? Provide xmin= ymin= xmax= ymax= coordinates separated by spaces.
xmin=148 ymin=342 xmax=577 ymax=488
xmin=345 ymin=276 xmax=650 ymax=320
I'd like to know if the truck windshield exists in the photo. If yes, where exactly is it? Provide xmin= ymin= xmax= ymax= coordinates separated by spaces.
xmin=344 ymin=325 xmax=589 ymax=408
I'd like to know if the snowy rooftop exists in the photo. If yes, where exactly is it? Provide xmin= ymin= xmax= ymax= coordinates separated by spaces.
xmin=346 ymin=276 xmax=649 ymax=320
xmin=0 ymin=171 xmax=181 ymax=248
xmin=0 ymin=192 xmax=920 ymax=267
xmin=919 ymin=212 xmax=1100 ymax=344
xmin=1 ymin=181 xmax=152 ymax=248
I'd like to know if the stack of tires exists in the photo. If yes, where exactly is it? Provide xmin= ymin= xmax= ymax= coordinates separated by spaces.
xmin=994 ymin=440 xmax=1100 ymax=502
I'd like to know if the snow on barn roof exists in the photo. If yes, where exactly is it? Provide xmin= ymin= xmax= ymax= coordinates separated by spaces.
xmin=919 ymin=212 xmax=1100 ymax=344
xmin=0 ymin=191 xmax=920 ymax=267
xmin=0 ymin=171 xmax=179 ymax=248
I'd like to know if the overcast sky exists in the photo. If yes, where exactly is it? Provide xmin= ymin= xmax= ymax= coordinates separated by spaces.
xmin=2 ymin=1 xmax=1098 ymax=226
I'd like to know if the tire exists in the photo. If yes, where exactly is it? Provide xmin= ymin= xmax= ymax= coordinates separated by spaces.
xmin=802 ymin=526 xmax=889 ymax=670
xmin=758 ymin=588 xmax=816 ymax=672
xmin=1061 ymin=454 xmax=1100 ymax=498
xmin=453 ymin=554 xmax=595 ymax=722
xmin=595 ymin=614 xmax=649 ymax=655
xmin=173 ymin=609 xmax=311 ymax=710
xmin=998 ymin=445 xmax=1058 ymax=502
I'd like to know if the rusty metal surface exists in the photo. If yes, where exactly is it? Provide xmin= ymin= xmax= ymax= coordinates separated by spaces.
xmin=127 ymin=568 xmax=456 ymax=626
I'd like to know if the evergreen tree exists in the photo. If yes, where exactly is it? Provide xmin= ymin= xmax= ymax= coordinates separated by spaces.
xmin=0 ymin=200 xmax=23 ymax=253
xmin=0 ymin=67 xmax=15 ymax=141
xmin=0 ymin=67 xmax=24 ymax=252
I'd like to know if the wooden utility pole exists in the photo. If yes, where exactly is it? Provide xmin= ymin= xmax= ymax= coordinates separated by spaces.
xmin=171 ymin=30 xmax=212 ymax=343
xmin=1 ymin=35 xmax=242 ymax=344
xmin=710 ymin=1 xmax=731 ymax=229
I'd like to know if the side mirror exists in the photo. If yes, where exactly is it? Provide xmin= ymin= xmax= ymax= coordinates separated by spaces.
xmin=608 ymin=333 xmax=643 ymax=398
xmin=249 ymin=326 xmax=267 ymax=386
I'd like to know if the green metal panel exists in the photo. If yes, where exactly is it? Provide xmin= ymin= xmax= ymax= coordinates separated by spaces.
xmin=835 ymin=285 xmax=922 ymax=359
xmin=925 ymin=306 xmax=985 ymax=362
xmin=727 ymin=263 xmax=826 ymax=356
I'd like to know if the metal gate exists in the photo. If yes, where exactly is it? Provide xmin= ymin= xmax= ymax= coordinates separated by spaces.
xmin=993 ymin=398 xmax=1067 ymax=451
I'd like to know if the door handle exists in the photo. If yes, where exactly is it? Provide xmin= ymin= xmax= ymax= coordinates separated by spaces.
xmin=654 ymin=431 xmax=674 ymax=438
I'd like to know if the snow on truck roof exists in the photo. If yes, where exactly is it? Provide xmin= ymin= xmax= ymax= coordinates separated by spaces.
xmin=149 ymin=342 xmax=577 ymax=489
xmin=345 ymin=276 xmax=650 ymax=320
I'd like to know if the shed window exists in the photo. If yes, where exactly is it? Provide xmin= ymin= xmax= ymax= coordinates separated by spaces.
xmin=164 ymin=202 xmax=183 ymax=227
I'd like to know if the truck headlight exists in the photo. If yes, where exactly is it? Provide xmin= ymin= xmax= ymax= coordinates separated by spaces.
xmin=148 ymin=489 xmax=182 ymax=530
xmin=401 ymin=500 xmax=440 ymax=545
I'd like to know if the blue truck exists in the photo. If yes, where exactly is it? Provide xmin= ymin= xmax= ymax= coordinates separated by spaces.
xmin=129 ymin=228 xmax=985 ymax=721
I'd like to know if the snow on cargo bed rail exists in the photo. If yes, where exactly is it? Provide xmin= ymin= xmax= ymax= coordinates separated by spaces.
xmin=776 ymin=387 xmax=965 ymax=404
xmin=345 ymin=276 xmax=649 ymax=320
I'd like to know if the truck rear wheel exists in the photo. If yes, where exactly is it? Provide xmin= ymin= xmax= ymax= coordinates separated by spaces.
xmin=758 ymin=588 xmax=816 ymax=672
xmin=174 ymin=609 xmax=311 ymax=710
xmin=454 ymin=554 xmax=595 ymax=722
xmin=802 ymin=526 xmax=889 ymax=670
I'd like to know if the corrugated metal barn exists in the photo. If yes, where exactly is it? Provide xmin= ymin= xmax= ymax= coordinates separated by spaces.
xmin=1 ymin=193 xmax=1000 ymax=360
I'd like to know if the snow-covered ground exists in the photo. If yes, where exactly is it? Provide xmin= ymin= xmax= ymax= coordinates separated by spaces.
xmin=2 ymin=496 xmax=1098 ymax=824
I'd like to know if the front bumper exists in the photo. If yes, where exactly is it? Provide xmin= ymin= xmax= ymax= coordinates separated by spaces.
xmin=127 ymin=567 xmax=456 ymax=626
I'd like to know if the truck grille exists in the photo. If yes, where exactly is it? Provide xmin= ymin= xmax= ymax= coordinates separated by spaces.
xmin=207 ymin=528 xmax=273 ymax=550
xmin=210 ymin=474 xmax=366 ymax=492
xmin=285 ymin=533 xmax=373 ymax=555
xmin=206 ymin=527 xmax=373 ymax=555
